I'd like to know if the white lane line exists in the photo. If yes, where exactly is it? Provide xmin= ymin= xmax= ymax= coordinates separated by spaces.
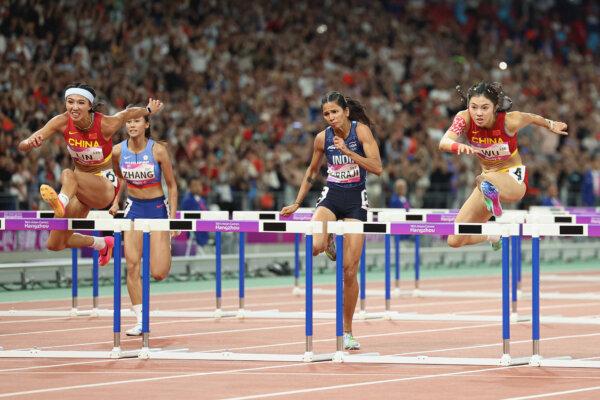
xmin=503 ymin=385 xmax=600 ymax=399
xmin=220 ymin=366 xmax=516 ymax=400
xmin=0 ymin=362 xmax=308 ymax=398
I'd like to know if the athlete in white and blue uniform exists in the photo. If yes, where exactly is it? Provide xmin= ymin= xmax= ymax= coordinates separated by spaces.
xmin=281 ymin=91 xmax=382 ymax=351
xmin=119 ymin=138 xmax=169 ymax=220
xmin=110 ymin=109 xmax=178 ymax=336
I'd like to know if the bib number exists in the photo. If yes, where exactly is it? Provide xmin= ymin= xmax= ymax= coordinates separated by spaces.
xmin=507 ymin=166 xmax=525 ymax=184
xmin=361 ymin=189 xmax=369 ymax=210
xmin=100 ymin=169 xmax=119 ymax=188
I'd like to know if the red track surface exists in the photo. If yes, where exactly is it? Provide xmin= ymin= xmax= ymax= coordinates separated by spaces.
xmin=1 ymin=273 xmax=600 ymax=399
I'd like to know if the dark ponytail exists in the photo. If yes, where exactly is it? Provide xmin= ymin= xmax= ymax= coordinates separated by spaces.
xmin=64 ymin=82 xmax=103 ymax=113
xmin=320 ymin=91 xmax=373 ymax=128
xmin=456 ymin=81 xmax=513 ymax=112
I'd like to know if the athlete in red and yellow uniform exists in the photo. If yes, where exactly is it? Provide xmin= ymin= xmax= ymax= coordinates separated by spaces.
xmin=18 ymin=83 xmax=164 ymax=265
xmin=439 ymin=81 xmax=567 ymax=249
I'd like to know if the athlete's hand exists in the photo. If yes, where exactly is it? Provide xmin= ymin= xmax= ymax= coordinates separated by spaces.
xmin=171 ymin=231 xmax=181 ymax=238
xmin=108 ymin=203 xmax=120 ymax=216
xmin=280 ymin=203 xmax=300 ymax=217
xmin=333 ymin=136 xmax=351 ymax=155
xmin=455 ymin=143 xmax=476 ymax=155
xmin=18 ymin=133 xmax=43 ymax=152
xmin=549 ymin=120 xmax=568 ymax=135
xmin=147 ymin=98 xmax=164 ymax=115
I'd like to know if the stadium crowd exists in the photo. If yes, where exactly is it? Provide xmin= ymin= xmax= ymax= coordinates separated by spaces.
xmin=0 ymin=0 xmax=599 ymax=212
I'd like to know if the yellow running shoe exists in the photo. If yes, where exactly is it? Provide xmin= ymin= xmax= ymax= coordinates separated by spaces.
xmin=40 ymin=184 xmax=65 ymax=218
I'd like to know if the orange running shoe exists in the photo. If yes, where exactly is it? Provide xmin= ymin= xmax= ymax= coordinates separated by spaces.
xmin=99 ymin=236 xmax=115 ymax=267
xmin=39 ymin=184 xmax=65 ymax=218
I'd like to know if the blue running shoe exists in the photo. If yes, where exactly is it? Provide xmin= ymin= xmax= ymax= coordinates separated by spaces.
xmin=480 ymin=180 xmax=503 ymax=217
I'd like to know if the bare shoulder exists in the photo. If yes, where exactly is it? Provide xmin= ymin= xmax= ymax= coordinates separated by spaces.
xmin=152 ymin=140 xmax=170 ymax=159
xmin=49 ymin=112 xmax=69 ymax=130
xmin=314 ymin=130 xmax=326 ymax=147
xmin=112 ymin=142 xmax=122 ymax=156
xmin=504 ymin=111 xmax=523 ymax=133
xmin=456 ymin=109 xmax=470 ymax=123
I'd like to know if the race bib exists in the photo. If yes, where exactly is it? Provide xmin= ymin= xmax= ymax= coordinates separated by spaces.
xmin=122 ymin=163 xmax=156 ymax=186
xmin=327 ymin=163 xmax=361 ymax=184
xmin=67 ymin=146 xmax=104 ymax=165
xmin=473 ymin=143 xmax=511 ymax=160
xmin=506 ymin=166 xmax=526 ymax=184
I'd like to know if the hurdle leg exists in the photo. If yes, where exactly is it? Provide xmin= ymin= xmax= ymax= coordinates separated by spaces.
xmin=71 ymin=248 xmax=78 ymax=315
xmin=304 ymin=233 xmax=314 ymax=360
xmin=142 ymin=230 xmax=151 ymax=350
xmin=111 ymin=231 xmax=123 ymax=357
xmin=501 ymin=235 xmax=511 ymax=364
xmin=238 ymin=232 xmax=246 ymax=317
xmin=334 ymin=234 xmax=344 ymax=359
xmin=394 ymin=234 xmax=400 ymax=293
xmin=384 ymin=234 xmax=391 ymax=316
xmin=359 ymin=240 xmax=366 ymax=316
xmin=215 ymin=232 xmax=222 ymax=316
xmin=511 ymin=235 xmax=518 ymax=316
xmin=92 ymin=230 xmax=99 ymax=314
xmin=517 ymin=233 xmax=522 ymax=293
xmin=530 ymin=234 xmax=542 ymax=365
xmin=414 ymin=235 xmax=420 ymax=289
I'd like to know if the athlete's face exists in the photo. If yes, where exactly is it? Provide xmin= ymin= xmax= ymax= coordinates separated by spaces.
xmin=126 ymin=117 xmax=149 ymax=138
xmin=468 ymin=95 xmax=497 ymax=128
xmin=65 ymin=94 xmax=91 ymax=122
xmin=322 ymin=102 xmax=350 ymax=129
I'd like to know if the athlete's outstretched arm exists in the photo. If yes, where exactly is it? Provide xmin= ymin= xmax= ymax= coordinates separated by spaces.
xmin=155 ymin=144 xmax=178 ymax=218
xmin=109 ymin=144 xmax=125 ymax=216
xmin=439 ymin=110 xmax=476 ymax=155
xmin=336 ymin=124 xmax=383 ymax=175
xmin=280 ymin=132 xmax=325 ymax=216
xmin=101 ymin=98 xmax=164 ymax=138
xmin=18 ymin=114 xmax=67 ymax=153
xmin=507 ymin=111 xmax=568 ymax=135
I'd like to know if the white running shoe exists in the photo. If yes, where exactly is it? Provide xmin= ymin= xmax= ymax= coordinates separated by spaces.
xmin=125 ymin=323 xmax=143 ymax=336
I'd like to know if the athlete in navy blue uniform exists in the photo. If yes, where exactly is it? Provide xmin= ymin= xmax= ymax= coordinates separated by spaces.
xmin=110 ymin=108 xmax=178 ymax=336
xmin=281 ymin=91 xmax=382 ymax=350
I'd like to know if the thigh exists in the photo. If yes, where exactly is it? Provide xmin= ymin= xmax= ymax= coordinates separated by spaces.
xmin=73 ymin=170 xmax=115 ymax=209
xmin=454 ymin=187 xmax=492 ymax=223
xmin=342 ymin=218 xmax=365 ymax=272
xmin=481 ymin=170 xmax=526 ymax=203
xmin=312 ymin=206 xmax=337 ymax=247
xmin=124 ymin=230 xmax=142 ymax=267
xmin=150 ymin=231 xmax=172 ymax=273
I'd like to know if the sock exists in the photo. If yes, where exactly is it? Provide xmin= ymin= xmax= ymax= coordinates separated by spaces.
xmin=487 ymin=235 xmax=500 ymax=243
xmin=132 ymin=304 xmax=142 ymax=325
xmin=91 ymin=236 xmax=107 ymax=251
xmin=58 ymin=193 xmax=70 ymax=208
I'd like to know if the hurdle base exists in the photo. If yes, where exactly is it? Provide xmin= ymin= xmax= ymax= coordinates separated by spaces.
xmin=386 ymin=312 xmax=503 ymax=322
xmin=0 ymin=308 xmax=114 ymax=318
xmin=529 ymin=355 xmax=600 ymax=368
xmin=0 ymin=348 xmax=140 ymax=359
xmin=340 ymin=353 xmax=530 ymax=366
xmin=143 ymin=349 xmax=334 ymax=362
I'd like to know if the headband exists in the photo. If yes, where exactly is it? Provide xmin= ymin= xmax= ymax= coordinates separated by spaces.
xmin=64 ymin=88 xmax=95 ymax=104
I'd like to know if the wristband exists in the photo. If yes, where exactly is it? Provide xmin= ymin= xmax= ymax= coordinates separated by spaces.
xmin=146 ymin=106 xmax=152 ymax=115
xmin=450 ymin=143 xmax=460 ymax=154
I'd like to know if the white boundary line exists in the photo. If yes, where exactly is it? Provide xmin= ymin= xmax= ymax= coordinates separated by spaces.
xmin=504 ymin=385 xmax=600 ymax=399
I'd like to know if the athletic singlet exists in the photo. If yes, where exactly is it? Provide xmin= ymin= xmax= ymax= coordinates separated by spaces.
xmin=119 ymin=139 xmax=162 ymax=189
xmin=62 ymin=112 xmax=112 ymax=168
xmin=464 ymin=112 xmax=518 ymax=162
xmin=324 ymin=121 xmax=367 ymax=190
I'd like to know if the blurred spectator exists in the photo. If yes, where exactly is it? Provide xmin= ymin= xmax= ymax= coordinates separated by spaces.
xmin=540 ymin=183 xmax=563 ymax=207
xmin=181 ymin=177 xmax=209 ymax=247
xmin=389 ymin=178 xmax=410 ymax=209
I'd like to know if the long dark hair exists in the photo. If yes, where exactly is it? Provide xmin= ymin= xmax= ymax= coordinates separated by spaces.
xmin=320 ymin=91 xmax=373 ymax=129
xmin=126 ymin=104 xmax=151 ymax=139
xmin=64 ymin=82 xmax=103 ymax=113
xmin=456 ymin=82 xmax=513 ymax=112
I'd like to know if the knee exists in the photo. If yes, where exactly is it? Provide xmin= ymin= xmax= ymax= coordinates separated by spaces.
xmin=343 ymin=268 xmax=357 ymax=284
xmin=61 ymin=169 xmax=76 ymax=183
xmin=126 ymin=262 xmax=140 ymax=279
xmin=152 ymin=270 xmax=168 ymax=281
xmin=447 ymin=235 xmax=464 ymax=248
xmin=46 ymin=239 xmax=65 ymax=252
